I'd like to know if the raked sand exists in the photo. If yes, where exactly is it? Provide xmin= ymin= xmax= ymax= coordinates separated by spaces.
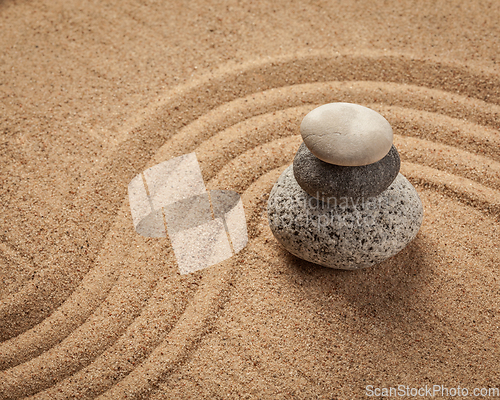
xmin=0 ymin=1 xmax=499 ymax=398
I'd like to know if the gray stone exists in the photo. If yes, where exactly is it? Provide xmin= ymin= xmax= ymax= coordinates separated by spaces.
xmin=293 ymin=142 xmax=400 ymax=200
xmin=267 ymin=165 xmax=423 ymax=270
xmin=300 ymin=103 xmax=393 ymax=166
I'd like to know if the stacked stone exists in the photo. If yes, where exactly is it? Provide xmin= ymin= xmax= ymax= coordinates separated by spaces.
xmin=267 ymin=103 xmax=423 ymax=270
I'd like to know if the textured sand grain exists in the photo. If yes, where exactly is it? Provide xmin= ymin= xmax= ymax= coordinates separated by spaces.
xmin=0 ymin=1 xmax=499 ymax=399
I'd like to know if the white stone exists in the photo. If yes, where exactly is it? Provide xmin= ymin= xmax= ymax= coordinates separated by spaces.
xmin=300 ymin=103 xmax=393 ymax=166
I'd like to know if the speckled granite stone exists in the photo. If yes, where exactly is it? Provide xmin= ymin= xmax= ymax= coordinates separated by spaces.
xmin=293 ymin=142 xmax=400 ymax=201
xmin=267 ymin=165 xmax=423 ymax=270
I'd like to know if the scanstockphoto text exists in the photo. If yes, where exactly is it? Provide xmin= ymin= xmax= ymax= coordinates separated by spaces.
xmin=366 ymin=385 xmax=500 ymax=398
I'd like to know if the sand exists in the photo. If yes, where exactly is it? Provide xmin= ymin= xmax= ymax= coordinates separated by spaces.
xmin=0 ymin=0 xmax=499 ymax=398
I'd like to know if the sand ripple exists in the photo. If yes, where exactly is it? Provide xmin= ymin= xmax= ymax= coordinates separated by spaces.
xmin=0 ymin=52 xmax=498 ymax=399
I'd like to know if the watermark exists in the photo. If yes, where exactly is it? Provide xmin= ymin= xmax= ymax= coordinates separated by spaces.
xmin=302 ymin=192 xmax=390 ymax=211
xmin=271 ymin=191 xmax=393 ymax=232
xmin=366 ymin=385 xmax=500 ymax=397
xmin=128 ymin=152 xmax=248 ymax=275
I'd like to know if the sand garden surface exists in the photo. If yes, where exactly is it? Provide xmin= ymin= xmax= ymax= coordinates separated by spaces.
xmin=0 ymin=1 xmax=499 ymax=398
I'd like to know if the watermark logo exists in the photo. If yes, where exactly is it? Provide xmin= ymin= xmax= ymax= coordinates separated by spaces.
xmin=271 ymin=192 xmax=393 ymax=233
xmin=128 ymin=152 xmax=248 ymax=275
xmin=366 ymin=385 xmax=500 ymax=397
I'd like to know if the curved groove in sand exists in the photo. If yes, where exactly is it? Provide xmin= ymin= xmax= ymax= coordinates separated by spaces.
xmin=1 ymin=50 xmax=499 ymax=398
xmin=95 ymin=164 xmax=294 ymax=400
xmin=395 ymin=135 xmax=500 ymax=191
xmin=0 ymin=135 xmax=309 ymax=398
xmin=0 ymin=242 xmax=36 ymax=299
xmin=0 ymin=205 xmax=132 ymax=369
xmin=31 ymin=274 xmax=197 ymax=399
xmin=3 ymin=102 xmax=497 ymax=379
xmin=381 ymin=106 xmax=500 ymax=162
xmin=401 ymin=163 xmax=500 ymax=218
xmin=2 ymin=64 xmax=499 ymax=343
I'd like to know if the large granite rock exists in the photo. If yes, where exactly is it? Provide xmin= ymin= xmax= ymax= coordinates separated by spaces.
xmin=267 ymin=165 xmax=423 ymax=270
